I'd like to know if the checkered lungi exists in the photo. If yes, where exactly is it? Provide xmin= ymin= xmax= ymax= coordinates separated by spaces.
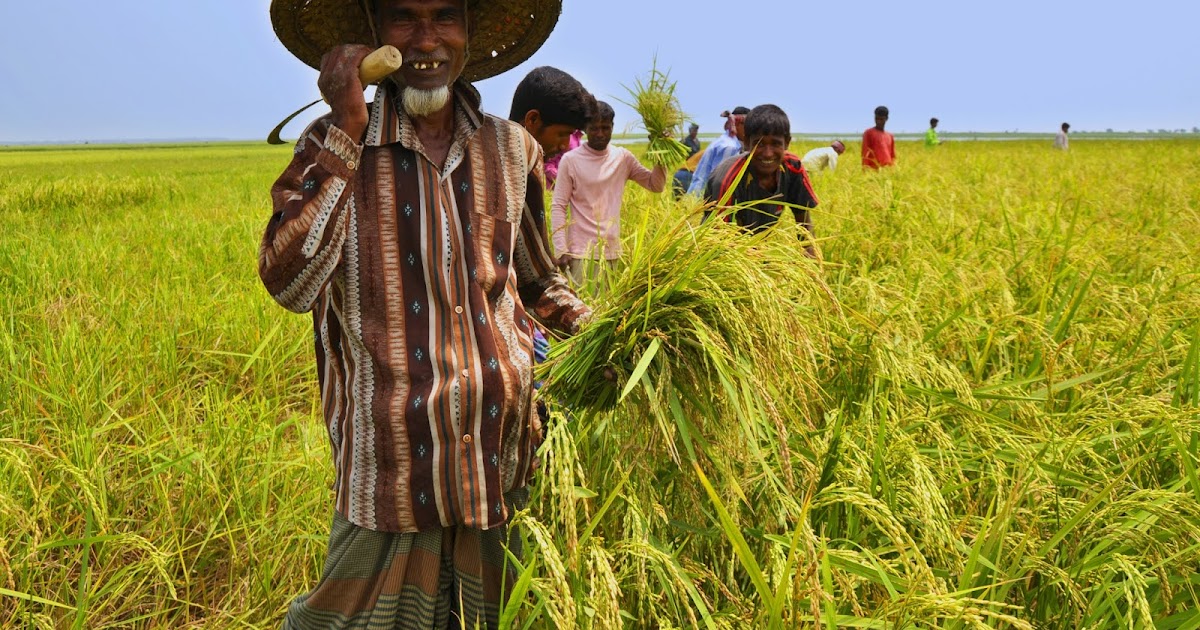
xmin=283 ymin=489 xmax=526 ymax=630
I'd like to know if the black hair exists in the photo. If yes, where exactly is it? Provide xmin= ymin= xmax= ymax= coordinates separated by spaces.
xmin=592 ymin=101 xmax=615 ymax=123
xmin=744 ymin=104 xmax=791 ymax=140
xmin=930 ymin=117 xmax=939 ymax=126
xmin=1062 ymin=122 xmax=1070 ymax=131
xmin=874 ymin=105 xmax=889 ymax=118
xmin=732 ymin=106 xmax=751 ymax=116
xmin=508 ymin=66 xmax=596 ymax=129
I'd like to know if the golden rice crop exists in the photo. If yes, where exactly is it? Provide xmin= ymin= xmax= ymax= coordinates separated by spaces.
xmin=2 ymin=139 xmax=1199 ymax=628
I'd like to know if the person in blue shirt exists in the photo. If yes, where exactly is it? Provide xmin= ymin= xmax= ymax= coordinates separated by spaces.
xmin=685 ymin=106 xmax=749 ymax=195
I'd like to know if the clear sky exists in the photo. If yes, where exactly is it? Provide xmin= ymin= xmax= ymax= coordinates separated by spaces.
xmin=2 ymin=0 xmax=1197 ymax=144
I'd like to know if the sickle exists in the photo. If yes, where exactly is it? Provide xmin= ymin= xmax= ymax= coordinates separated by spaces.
xmin=267 ymin=46 xmax=403 ymax=145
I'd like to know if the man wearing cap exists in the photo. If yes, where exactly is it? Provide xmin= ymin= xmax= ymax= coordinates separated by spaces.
xmin=685 ymin=107 xmax=748 ymax=196
xmin=801 ymin=140 xmax=846 ymax=174
xmin=261 ymin=0 xmax=589 ymax=627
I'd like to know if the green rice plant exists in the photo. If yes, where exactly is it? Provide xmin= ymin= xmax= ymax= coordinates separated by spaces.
xmin=620 ymin=61 xmax=692 ymax=169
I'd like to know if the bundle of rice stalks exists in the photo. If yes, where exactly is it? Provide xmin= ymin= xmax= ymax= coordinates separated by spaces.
xmin=542 ymin=199 xmax=833 ymax=461
xmin=621 ymin=61 xmax=692 ymax=170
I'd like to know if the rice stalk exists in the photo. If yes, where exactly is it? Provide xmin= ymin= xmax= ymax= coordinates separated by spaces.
xmin=620 ymin=61 xmax=692 ymax=169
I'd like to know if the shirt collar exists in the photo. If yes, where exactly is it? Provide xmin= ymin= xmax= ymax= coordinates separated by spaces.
xmin=363 ymin=79 xmax=485 ymax=148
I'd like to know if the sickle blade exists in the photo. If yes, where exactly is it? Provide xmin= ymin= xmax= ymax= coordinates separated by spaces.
xmin=267 ymin=99 xmax=322 ymax=145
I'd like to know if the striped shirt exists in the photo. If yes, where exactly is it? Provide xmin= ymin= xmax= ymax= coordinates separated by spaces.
xmin=259 ymin=81 xmax=590 ymax=533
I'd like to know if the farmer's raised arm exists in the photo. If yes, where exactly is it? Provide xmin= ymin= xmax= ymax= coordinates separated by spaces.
xmin=258 ymin=45 xmax=371 ymax=313
xmin=624 ymin=150 xmax=667 ymax=193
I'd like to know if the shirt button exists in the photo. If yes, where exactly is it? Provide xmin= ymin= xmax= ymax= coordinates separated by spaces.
xmin=455 ymin=306 xmax=464 ymax=314
xmin=461 ymin=369 xmax=469 ymax=378
xmin=347 ymin=160 xmax=357 ymax=170
xmin=462 ymin=434 xmax=473 ymax=444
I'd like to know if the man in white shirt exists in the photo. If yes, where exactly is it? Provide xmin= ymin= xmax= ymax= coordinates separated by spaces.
xmin=802 ymin=140 xmax=845 ymax=173
xmin=1054 ymin=122 xmax=1070 ymax=150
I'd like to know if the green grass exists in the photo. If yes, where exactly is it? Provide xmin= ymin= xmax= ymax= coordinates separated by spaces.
xmin=1 ymin=139 xmax=1198 ymax=628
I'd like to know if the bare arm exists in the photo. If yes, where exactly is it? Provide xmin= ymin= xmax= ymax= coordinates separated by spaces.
xmin=625 ymin=149 xmax=667 ymax=193
xmin=549 ymin=155 xmax=575 ymax=265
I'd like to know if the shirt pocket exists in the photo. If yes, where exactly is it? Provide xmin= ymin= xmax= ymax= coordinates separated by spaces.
xmin=469 ymin=209 xmax=517 ymax=300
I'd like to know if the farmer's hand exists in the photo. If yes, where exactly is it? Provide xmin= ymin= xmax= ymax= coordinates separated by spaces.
xmin=319 ymin=44 xmax=373 ymax=143
xmin=555 ymin=254 xmax=573 ymax=269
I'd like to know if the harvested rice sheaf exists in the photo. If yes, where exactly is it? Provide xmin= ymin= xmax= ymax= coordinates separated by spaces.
xmin=622 ymin=62 xmax=693 ymax=170
xmin=543 ymin=201 xmax=827 ymax=431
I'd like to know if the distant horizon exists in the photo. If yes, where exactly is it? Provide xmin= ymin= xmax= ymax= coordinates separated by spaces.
xmin=4 ymin=129 xmax=1198 ymax=148
xmin=2 ymin=1 xmax=1197 ymax=144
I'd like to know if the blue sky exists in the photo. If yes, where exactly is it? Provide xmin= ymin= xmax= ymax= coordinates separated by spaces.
xmin=2 ymin=0 xmax=1197 ymax=143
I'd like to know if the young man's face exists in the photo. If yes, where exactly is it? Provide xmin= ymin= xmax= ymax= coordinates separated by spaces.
xmin=875 ymin=115 xmax=888 ymax=130
xmin=734 ymin=117 xmax=746 ymax=142
xmin=523 ymin=112 xmax=576 ymax=157
xmin=747 ymin=134 xmax=789 ymax=179
xmin=376 ymin=0 xmax=468 ymax=92
xmin=585 ymin=117 xmax=614 ymax=151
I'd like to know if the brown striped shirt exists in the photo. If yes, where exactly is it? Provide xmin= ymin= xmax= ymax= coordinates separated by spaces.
xmin=259 ymin=81 xmax=590 ymax=533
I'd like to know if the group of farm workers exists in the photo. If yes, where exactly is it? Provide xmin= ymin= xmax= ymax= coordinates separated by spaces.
xmin=258 ymin=1 xmax=1072 ymax=627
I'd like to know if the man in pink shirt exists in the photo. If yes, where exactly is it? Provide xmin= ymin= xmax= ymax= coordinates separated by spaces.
xmin=551 ymin=101 xmax=667 ymax=285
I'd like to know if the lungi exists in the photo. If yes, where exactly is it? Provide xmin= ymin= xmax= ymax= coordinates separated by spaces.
xmin=283 ymin=489 xmax=527 ymax=629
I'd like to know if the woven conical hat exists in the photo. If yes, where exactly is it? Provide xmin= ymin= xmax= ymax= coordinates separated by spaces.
xmin=271 ymin=0 xmax=561 ymax=82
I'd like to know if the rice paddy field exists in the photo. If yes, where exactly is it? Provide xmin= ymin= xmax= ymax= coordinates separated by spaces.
xmin=2 ymin=137 xmax=1199 ymax=628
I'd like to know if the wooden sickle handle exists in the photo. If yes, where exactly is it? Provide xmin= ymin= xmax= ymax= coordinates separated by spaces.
xmin=359 ymin=46 xmax=403 ymax=84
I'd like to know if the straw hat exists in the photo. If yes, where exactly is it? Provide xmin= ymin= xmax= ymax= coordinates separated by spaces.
xmin=271 ymin=0 xmax=562 ymax=82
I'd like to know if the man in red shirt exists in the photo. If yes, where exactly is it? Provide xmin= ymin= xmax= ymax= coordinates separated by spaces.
xmin=862 ymin=105 xmax=896 ymax=169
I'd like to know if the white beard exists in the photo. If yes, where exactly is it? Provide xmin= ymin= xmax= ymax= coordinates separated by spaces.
xmin=401 ymin=86 xmax=451 ymax=117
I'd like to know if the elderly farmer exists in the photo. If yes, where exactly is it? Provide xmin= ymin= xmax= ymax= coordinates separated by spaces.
xmin=262 ymin=0 xmax=590 ymax=628
xmin=703 ymin=104 xmax=820 ymax=258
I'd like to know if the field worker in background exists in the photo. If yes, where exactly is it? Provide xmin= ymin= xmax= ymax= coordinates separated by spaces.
xmin=704 ymin=104 xmax=820 ymax=258
xmin=1055 ymin=122 xmax=1070 ymax=150
xmin=686 ymin=106 xmax=750 ymax=195
xmin=508 ymin=66 xmax=598 ymax=186
xmin=672 ymin=149 xmax=706 ymax=197
xmin=925 ymin=117 xmax=941 ymax=146
xmin=551 ymin=101 xmax=667 ymax=285
xmin=862 ymin=105 xmax=896 ymax=169
xmin=260 ymin=1 xmax=593 ymax=627
xmin=802 ymin=140 xmax=846 ymax=174
xmin=682 ymin=122 xmax=702 ymax=157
